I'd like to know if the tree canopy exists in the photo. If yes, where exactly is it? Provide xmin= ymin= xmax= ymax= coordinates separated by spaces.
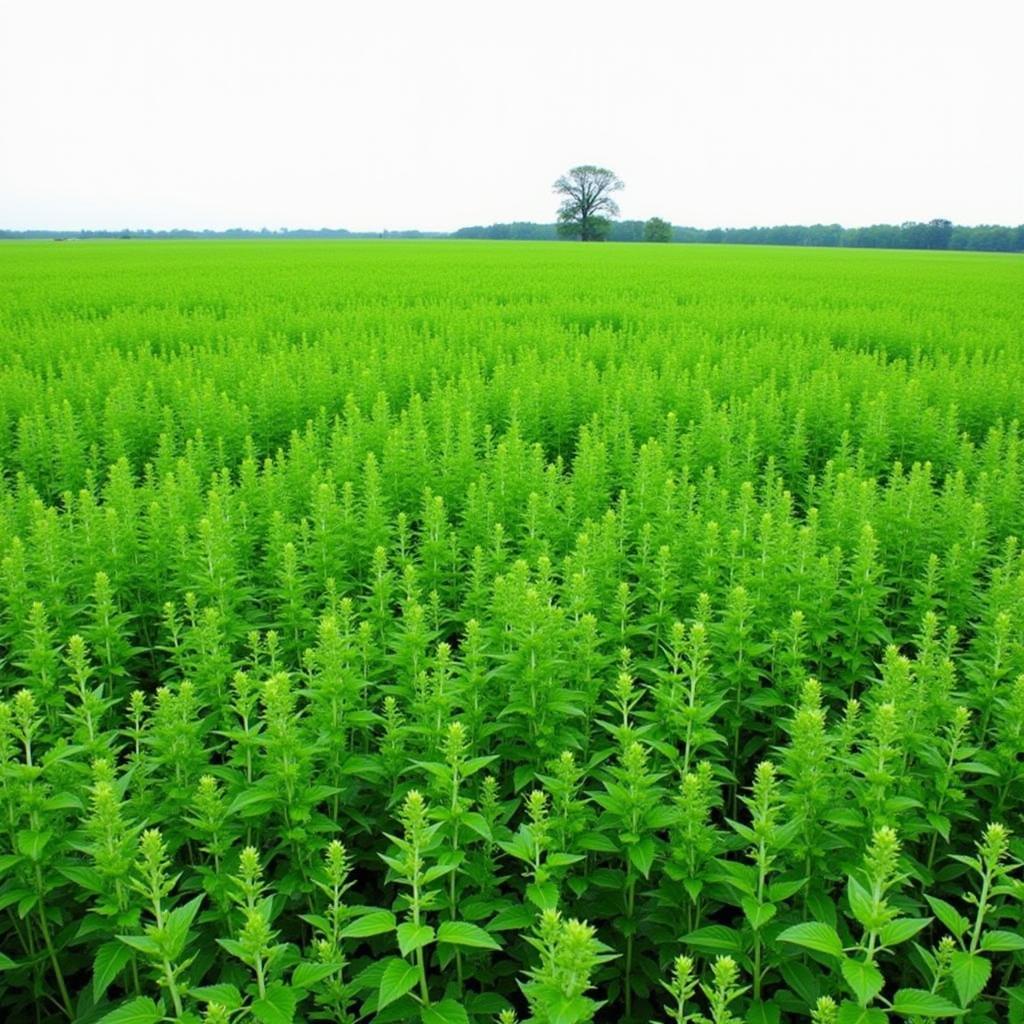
xmin=644 ymin=217 xmax=672 ymax=243
xmin=553 ymin=165 xmax=624 ymax=241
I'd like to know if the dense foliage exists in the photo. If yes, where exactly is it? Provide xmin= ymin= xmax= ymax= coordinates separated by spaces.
xmin=454 ymin=222 xmax=1024 ymax=251
xmin=0 ymin=240 xmax=1022 ymax=1024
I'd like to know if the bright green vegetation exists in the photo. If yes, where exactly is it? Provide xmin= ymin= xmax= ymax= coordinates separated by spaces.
xmin=0 ymin=239 xmax=1023 ymax=1024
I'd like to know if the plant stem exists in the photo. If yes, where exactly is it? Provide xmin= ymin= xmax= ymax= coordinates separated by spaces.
xmin=624 ymin=872 xmax=636 ymax=1019
xmin=969 ymin=866 xmax=992 ymax=954
xmin=412 ymin=862 xmax=430 ymax=1006
xmin=33 ymin=883 xmax=73 ymax=1019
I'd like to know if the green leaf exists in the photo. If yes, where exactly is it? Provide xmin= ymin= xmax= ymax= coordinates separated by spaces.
xmin=546 ymin=852 xmax=585 ymax=869
xmin=836 ymin=1004 xmax=888 ymax=1024
xmin=950 ymin=951 xmax=991 ymax=1006
xmin=117 ymin=934 xmax=160 ymax=956
xmin=0 ymin=952 xmax=17 ymax=970
xmin=16 ymin=830 xmax=51 ymax=862
xmin=498 ymin=832 xmax=535 ymax=863
xmin=577 ymin=831 xmax=619 ymax=853
xmin=461 ymin=812 xmax=493 ymax=842
xmin=16 ymin=890 xmax=38 ymax=917
xmin=841 ymin=957 xmax=884 ymax=1006
xmin=525 ymin=882 xmax=559 ymax=910
xmin=96 ymin=997 xmax=164 ymax=1024
xmin=981 ymin=929 xmax=1024 ymax=952
xmin=681 ymin=925 xmax=742 ymax=952
xmin=924 ymin=895 xmax=969 ymax=939
xmin=291 ymin=961 xmax=342 ymax=988
xmin=349 ymin=958 xmax=389 ymax=995
xmin=93 ymin=940 xmax=133 ymax=1000
xmin=741 ymin=897 xmax=777 ymax=930
xmin=466 ymin=992 xmax=512 ymax=1016
xmin=163 ymin=893 xmax=203 ymax=960
xmin=627 ymin=837 xmax=656 ymax=877
xmin=251 ymin=982 xmax=298 ymax=1024
xmin=421 ymin=999 xmax=471 ymax=1024
xmin=889 ymin=988 xmax=964 ymax=1017
xmin=778 ymin=921 xmax=844 ymax=957
xmin=746 ymin=1001 xmax=782 ymax=1024
xmin=0 ymin=853 xmax=24 ymax=873
xmin=487 ymin=904 xmax=535 ymax=931
xmin=227 ymin=786 xmax=277 ymax=816
xmin=768 ymin=877 xmax=808 ymax=902
xmin=1010 ymin=986 xmax=1024 ymax=1024
xmin=780 ymin=960 xmax=819 ymax=1005
xmin=879 ymin=917 xmax=931 ymax=946
xmin=397 ymin=922 xmax=436 ymax=956
xmin=437 ymin=920 xmax=502 ymax=950
xmin=58 ymin=864 xmax=104 ymax=892
xmin=532 ymin=990 xmax=597 ymax=1024
xmin=340 ymin=909 xmax=396 ymax=939
xmin=714 ymin=858 xmax=756 ymax=895
xmin=378 ymin=957 xmax=421 ymax=1010
xmin=43 ymin=792 xmax=83 ymax=812
xmin=847 ymin=876 xmax=874 ymax=928
xmin=216 ymin=937 xmax=246 ymax=959
xmin=422 ymin=862 xmax=458 ymax=884
xmin=191 ymin=983 xmax=243 ymax=1009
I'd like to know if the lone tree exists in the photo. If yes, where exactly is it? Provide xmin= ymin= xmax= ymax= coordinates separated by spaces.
xmin=644 ymin=217 xmax=672 ymax=242
xmin=553 ymin=165 xmax=624 ymax=241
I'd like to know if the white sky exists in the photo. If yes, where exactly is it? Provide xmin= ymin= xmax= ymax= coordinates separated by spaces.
xmin=1 ymin=0 xmax=1022 ymax=232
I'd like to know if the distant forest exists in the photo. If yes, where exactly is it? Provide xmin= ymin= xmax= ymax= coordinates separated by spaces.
xmin=3 ymin=219 xmax=1022 ymax=252
xmin=0 ymin=227 xmax=444 ymax=240
xmin=452 ymin=219 xmax=1024 ymax=252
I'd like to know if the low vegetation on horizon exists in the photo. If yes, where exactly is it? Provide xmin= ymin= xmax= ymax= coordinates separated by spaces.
xmin=0 ymin=241 xmax=1022 ymax=1024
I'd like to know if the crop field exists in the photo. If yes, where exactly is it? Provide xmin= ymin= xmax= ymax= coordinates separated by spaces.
xmin=0 ymin=239 xmax=1023 ymax=1024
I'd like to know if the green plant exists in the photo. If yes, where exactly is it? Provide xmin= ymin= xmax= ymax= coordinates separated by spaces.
xmin=0 ymin=239 xmax=1023 ymax=1023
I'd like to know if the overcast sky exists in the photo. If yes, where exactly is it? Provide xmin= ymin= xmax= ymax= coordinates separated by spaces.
xmin=2 ymin=0 xmax=1021 ymax=232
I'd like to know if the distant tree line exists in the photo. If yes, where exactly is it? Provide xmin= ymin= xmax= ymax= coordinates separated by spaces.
xmin=452 ymin=218 xmax=1024 ymax=252
xmin=450 ymin=222 xmax=559 ymax=241
xmin=0 ymin=227 xmax=445 ymax=240
xmin=3 ymin=221 xmax=1022 ymax=252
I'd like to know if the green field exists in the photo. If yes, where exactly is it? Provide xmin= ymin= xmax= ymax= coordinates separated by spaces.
xmin=1 ymin=240 xmax=1022 ymax=1024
